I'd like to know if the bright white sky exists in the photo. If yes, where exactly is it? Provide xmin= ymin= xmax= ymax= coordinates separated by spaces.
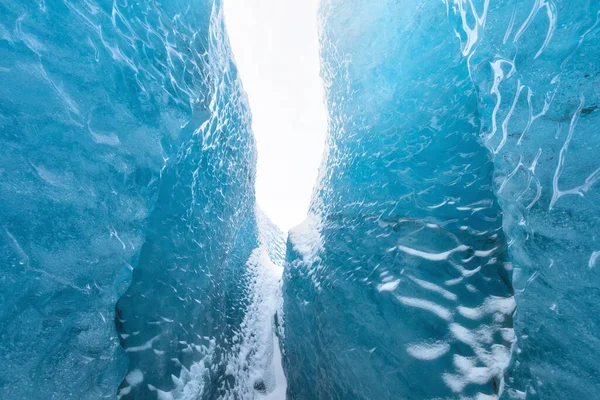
xmin=224 ymin=0 xmax=327 ymax=233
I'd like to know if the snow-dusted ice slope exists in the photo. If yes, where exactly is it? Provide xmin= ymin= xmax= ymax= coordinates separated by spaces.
xmin=282 ymin=0 xmax=600 ymax=399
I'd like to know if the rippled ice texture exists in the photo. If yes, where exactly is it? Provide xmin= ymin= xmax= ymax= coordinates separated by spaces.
xmin=0 ymin=0 xmax=284 ymax=399
xmin=282 ymin=0 xmax=599 ymax=399
xmin=450 ymin=1 xmax=600 ymax=398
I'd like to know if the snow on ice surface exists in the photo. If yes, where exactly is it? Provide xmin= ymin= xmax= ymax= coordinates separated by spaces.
xmin=0 ymin=0 xmax=285 ymax=398
xmin=282 ymin=0 xmax=600 ymax=399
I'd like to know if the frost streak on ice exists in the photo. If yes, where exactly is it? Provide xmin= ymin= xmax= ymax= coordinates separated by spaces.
xmin=408 ymin=275 xmax=457 ymax=301
xmin=377 ymin=279 xmax=400 ymax=292
xmin=396 ymin=296 xmax=452 ymax=321
xmin=396 ymin=244 xmax=469 ymax=261
xmin=589 ymin=251 xmax=600 ymax=269
xmin=125 ymin=335 xmax=160 ymax=353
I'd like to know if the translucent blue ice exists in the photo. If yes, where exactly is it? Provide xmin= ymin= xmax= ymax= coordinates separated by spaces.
xmin=0 ymin=0 xmax=284 ymax=399
xmin=1 ymin=0 xmax=598 ymax=399
xmin=448 ymin=1 xmax=600 ymax=398
xmin=282 ymin=1 xmax=600 ymax=399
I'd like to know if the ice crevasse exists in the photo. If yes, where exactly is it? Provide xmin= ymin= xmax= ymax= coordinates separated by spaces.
xmin=0 ymin=0 xmax=599 ymax=399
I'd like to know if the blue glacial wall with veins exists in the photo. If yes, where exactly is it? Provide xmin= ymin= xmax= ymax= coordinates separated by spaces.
xmin=0 ymin=0 xmax=285 ymax=399
xmin=282 ymin=0 xmax=599 ymax=399
xmin=446 ymin=1 xmax=600 ymax=398
xmin=282 ymin=0 xmax=515 ymax=399
xmin=1 ymin=0 xmax=598 ymax=398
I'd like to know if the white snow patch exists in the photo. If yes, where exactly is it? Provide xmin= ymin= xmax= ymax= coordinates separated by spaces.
xmin=164 ymin=339 xmax=216 ymax=400
xmin=457 ymin=296 xmax=516 ymax=321
xmin=257 ymin=334 xmax=287 ymax=400
xmin=148 ymin=384 xmax=174 ymax=400
xmin=223 ymin=206 xmax=287 ymax=399
xmin=406 ymin=341 xmax=450 ymax=360
xmin=125 ymin=369 xmax=144 ymax=386
xmin=288 ymin=213 xmax=323 ymax=265
xmin=446 ymin=323 xmax=513 ymax=397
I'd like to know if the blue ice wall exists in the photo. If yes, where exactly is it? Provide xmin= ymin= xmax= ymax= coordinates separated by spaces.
xmin=446 ymin=1 xmax=600 ymax=398
xmin=0 ymin=0 xmax=284 ymax=398
xmin=282 ymin=1 xmax=600 ymax=399
xmin=282 ymin=1 xmax=515 ymax=399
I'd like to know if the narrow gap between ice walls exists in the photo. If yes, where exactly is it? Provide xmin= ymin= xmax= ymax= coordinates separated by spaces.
xmin=222 ymin=0 xmax=328 ymax=397
xmin=223 ymin=0 xmax=328 ymax=233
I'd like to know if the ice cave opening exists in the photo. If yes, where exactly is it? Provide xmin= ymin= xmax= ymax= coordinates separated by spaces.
xmin=224 ymin=0 xmax=327 ymax=233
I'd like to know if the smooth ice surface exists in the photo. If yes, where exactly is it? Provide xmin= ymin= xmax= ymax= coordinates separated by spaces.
xmin=282 ymin=0 xmax=599 ymax=399
xmin=0 ymin=0 xmax=285 ymax=398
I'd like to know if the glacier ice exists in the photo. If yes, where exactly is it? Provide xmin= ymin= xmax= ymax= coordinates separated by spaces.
xmin=1 ymin=0 xmax=599 ymax=399
xmin=448 ymin=1 xmax=600 ymax=398
xmin=0 ymin=0 xmax=284 ymax=399
xmin=282 ymin=1 xmax=514 ymax=398
xmin=282 ymin=0 xmax=600 ymax=399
